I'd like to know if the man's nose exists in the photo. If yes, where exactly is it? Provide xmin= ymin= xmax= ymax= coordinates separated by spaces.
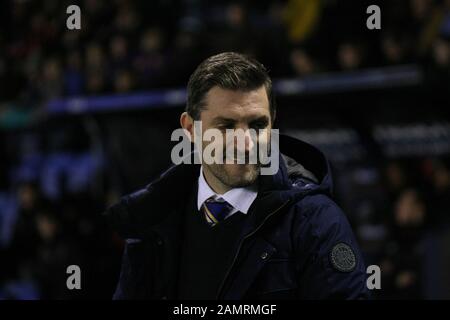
xmin=235 ymin=129 xmax=255 ymax=153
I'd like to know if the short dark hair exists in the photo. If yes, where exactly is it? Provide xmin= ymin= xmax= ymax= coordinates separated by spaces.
xmin=186 ymin=52 xmax=275 ymax=121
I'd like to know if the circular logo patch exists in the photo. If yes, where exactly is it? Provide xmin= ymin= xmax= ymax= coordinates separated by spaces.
xmin=330 ymin=243 xmax=356 ymax=272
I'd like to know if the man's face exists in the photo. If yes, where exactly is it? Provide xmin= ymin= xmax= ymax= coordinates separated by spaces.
xmin=198 ymin=86 xmax=272 ymax=190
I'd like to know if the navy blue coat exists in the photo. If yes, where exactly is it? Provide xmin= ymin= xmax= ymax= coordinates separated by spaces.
xmin=105 ymin=134 xmax=370 ymax=299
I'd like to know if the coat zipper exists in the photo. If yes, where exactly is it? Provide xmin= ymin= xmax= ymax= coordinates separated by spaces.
xmin=216 ymin=199 xmax=291 ymax=299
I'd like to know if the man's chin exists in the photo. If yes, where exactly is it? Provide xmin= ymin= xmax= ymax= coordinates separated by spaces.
xmin=222 ymin=164 xmax=259 ymax=186
xmin=224 ymin=162 xmax=257 ymax=173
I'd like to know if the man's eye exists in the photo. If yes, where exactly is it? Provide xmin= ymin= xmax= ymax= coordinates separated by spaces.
xmin=218 ymin=124 xmax=234 ymax=130
xmin=251 ymin=121 xmax=268 ymax=129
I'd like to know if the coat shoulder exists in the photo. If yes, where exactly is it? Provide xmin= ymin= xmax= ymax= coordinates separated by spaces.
xmin=291 ymin=193 xmax=347 ymax=225
xmin=289 ymin=192 xmax=356 ymax=245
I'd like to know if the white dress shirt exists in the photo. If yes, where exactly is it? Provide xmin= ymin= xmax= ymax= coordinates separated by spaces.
xmin=197 ymin=167 xmax=258 ymax=219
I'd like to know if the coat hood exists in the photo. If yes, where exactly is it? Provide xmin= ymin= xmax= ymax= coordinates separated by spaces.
xmin=260 ymin=133 xmax=333 ymax=197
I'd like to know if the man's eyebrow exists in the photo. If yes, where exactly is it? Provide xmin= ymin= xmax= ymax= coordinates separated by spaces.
xmin=212 ymin=117 xmax=237 ymax=125
xmin=211 ymin=115 xmax=270 ymax=126
xmin=249 ymin=115 xmax=270 ymax=122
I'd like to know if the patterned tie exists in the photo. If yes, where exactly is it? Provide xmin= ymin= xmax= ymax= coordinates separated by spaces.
xmin=201 ymin=197 xmax=234 ymax=227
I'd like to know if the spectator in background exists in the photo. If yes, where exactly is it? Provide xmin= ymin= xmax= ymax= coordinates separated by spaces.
xmin=109 ymin=35 xmax=130 ymax=77
xmin=428 ymin=160 xmax=450 ymax=226
xmin=379 ymin=188 xmax=427 ymax=299
xmin=413 ymin=0 xmax=448 ymax=56
xmin=61 ymin=29 xmax=82 ymax=53
xmin=289 ymin=47 xmax=317 ymax=76
xmin=39 ymin=57 xmax=62 ymax=100
xmin=432 ymin=37 xmax=450 ymax=67
xmin=133 ymin=28 xmax=166 ymax=88
xmin=5 ymin=182 xmax=43 ymax=287
xmin=32 ymin=209 xmax=79 ymax=299
xmin=283 ymin=0 xmax=322 ymax=44
xmin=209 ymin=3 xmax=254 ymax=54
xmin=109 ymin=35 xmax=135 ymax=93
xmin=28 ymin=12 xmax=56 ymax=54
xmin=423 ymin=34 xmax=450 ymax=94
xmin=258 ymin=2 xmax=291 ymax=77
xmin=381 ymin=32 xmax=412 ymax=65
xmin=113 ymin=69 xmax=135 ymax=93
xmin=337 ymin=42 xmax=365 ymax=71
xmin=164 ymin=9 xmax=205 ymax=86
xmin=85 ymin=43 xmax=107 ymax=95
xmin=384 ymin=161 xmax=409 ymax=204
xmin=441 ymin=0 xmax=450 ymax=38
xmin=431 ymin=36 xmax=450 ymax=82
xmin=409 ymin=0 xmax=434 ymax=37
xmin=113 ymin=2 xmax=141 ymax=38
xmin=64 ymin=51 xmax=84 ymax=97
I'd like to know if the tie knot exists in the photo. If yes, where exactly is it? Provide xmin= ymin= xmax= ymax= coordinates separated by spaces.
xmin=202 ymin=197 xmax=234 ymax=226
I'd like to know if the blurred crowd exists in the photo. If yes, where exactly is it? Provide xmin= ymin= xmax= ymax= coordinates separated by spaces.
xmin=0 ymin=0 xmax=450 ymax=299
xmin=0 ymin=180 xmax=121 ymax=299
xmin=0 ymin=0 xmax=449 ymax=104
xmin=340 ymin=158 xmax=450 ymax=299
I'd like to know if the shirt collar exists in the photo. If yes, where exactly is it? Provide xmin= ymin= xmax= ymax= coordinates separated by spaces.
xmin=197 ymin=167 xmax=258 ymax=214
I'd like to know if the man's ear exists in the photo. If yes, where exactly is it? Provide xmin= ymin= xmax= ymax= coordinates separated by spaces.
xmin=180 ymin=112 xmax=194 ymax=141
